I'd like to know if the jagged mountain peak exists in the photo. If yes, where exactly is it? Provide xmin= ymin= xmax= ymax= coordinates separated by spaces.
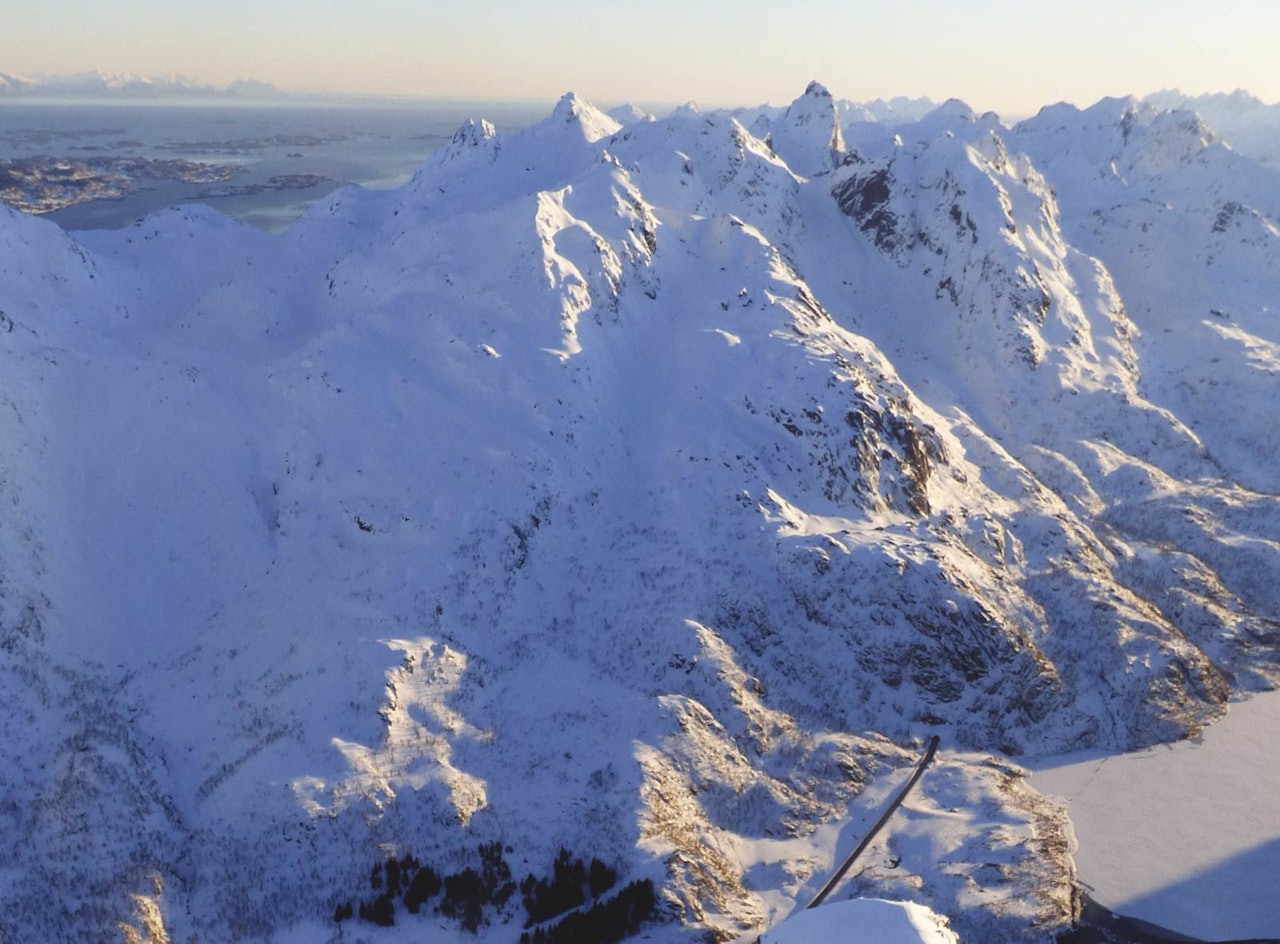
xmin=401 ymin=116 xmax=503 ymax=198
xmin=802 ymin=79 xmax=834 ymax=99
xmin=933 ymin=97 xmax=977 ymax=118
xmin=1215 ymin=87 xmax=1266 ymax=109
xmin=1139 ymin=106 xmax=1218 ymax=152
xmin=454 ymin=115 xmax=499 ymax=142
xmin=1015 ymin=94 xmax=1228 ymax=185
xmin=1083 ymin=94 xmax=1148 ymax=125
xmin=1140 ymin=88 xmax=1280 ymax=168
xmin=858 ymin=95 xmax=940 ymax=125
xmin=608 ymin=102 xmax=655 ymax=126
xmin=1020 ymin=99 xmax=1088 ymax=130
xmin=897 ymin=98 xmax=1009 ymax=146
xmin=1020 ymin=96 xmax=1146 ymax=136
xmin=1012 ymin=98 xmax=1167 ymax=171
xmin=546 ymin=91 xmax=623 ymax=142
xmin=755 ymin=80 xmax=847 ymax=177
xmin=434 ymin=115 xmax=502 ymax=162
xmin=836 ymin=98 xmax=879 ymax=126
xmin=1147 ymin=87 xmax=1266 ymax=114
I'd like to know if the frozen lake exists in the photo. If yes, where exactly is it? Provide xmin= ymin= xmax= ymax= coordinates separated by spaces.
xmin=1029 ymin=691 xmax=1280 ymax=941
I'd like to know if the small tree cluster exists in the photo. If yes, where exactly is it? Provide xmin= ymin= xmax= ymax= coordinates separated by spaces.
xmin=334 ymin=852 xmax=430 ymax=929
xmin=519 ymin=879 xmax=656 ymax=944
xmin=335 ymin=845 xmax=645 ymax=939
xmin=440 ymin=868 xmax=486 ymax=932
xmin=522 ymin=848 xmax=617 ymax=926
xmin=589 ymin=857 xmax=618 ymax=899
xmin=438 ymin=841 xmax=518 ymax=931
xmin=358 ymin=894 xmax=395 ymax=927
xmin=337 ymin=845 xmax=517 ymax=933
xmin=403 ymin=862 xmax=442 ymax=913
xmin=479 ymin=840 xmax=517 ymax=908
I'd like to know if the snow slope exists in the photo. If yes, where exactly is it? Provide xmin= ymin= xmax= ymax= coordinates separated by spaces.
xmin=3 ymin=84 xmax=1280 ymax=944
xmin=762 ymin=898 xmax=959 ymax=944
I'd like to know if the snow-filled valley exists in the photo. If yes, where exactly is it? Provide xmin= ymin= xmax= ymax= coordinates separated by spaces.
xmin=3 ymin=82 xmax=1280 ymax=943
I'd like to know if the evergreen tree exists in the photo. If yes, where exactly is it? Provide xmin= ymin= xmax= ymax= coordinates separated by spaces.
xmin=403 ymin=864 xmax=442 ymax=914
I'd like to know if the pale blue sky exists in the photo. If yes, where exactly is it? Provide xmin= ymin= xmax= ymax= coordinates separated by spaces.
xmin=3 ymin=1 xmax=1277 ymax=116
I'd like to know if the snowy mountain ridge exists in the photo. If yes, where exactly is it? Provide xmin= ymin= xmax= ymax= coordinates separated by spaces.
xmin=2 ymin=83 xmax=1280 ymax=944
xmin=1142 ymin=87 xmax=1280 ymax=166
xmin=0 ymin=69 xmax=283 ymax=98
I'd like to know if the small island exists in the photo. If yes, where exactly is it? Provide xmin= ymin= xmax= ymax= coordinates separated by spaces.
xmin=0 ymin=155 xmax=234 ymax=214
xmin=0 ymin=155 xmax=333 ymax=215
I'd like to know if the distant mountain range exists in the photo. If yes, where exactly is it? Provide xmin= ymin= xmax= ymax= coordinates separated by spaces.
xmin=0 ymin=69 xmax=282 ymax=99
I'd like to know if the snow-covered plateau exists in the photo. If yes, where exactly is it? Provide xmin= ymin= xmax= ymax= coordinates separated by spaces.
xmin=2 ymin=82 xmax=1279 ymax=943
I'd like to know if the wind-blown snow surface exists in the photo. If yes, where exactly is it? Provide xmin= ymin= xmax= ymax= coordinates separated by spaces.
xmin=2 ymin=85 xmax=1280 ymax=943
xmin=1030 ymin=691 xmax=1280 ymax=941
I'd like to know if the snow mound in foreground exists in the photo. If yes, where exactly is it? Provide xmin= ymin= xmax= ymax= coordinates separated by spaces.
xmin=762 ymin=898 xmax=959 ymax=944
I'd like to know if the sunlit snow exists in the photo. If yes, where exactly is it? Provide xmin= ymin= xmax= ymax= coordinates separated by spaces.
xmin=2 ymin=83 xmax=1279 ymax=943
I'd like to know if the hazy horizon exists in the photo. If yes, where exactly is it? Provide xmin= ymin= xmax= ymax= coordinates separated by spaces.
xmin=3 ymin=0 xmax=1278 ymax=119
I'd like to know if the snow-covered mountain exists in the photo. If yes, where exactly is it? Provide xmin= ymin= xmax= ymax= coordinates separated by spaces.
xmin=1144 ymin=88 xmax=1280 ymax=166
xmin=2 ymin=84 xmax=1279 ymax=944
xmin=0 ymin=70 xmax=282 ymax=98
xmin=0 ymin=71 xmax=38 ymax=95
xmin=1011 ymin=97 xmax=1280 ymax=492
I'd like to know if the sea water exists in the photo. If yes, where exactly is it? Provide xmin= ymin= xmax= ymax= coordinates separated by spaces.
xmin=0 ymin=97 xmax=549 ymax=232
